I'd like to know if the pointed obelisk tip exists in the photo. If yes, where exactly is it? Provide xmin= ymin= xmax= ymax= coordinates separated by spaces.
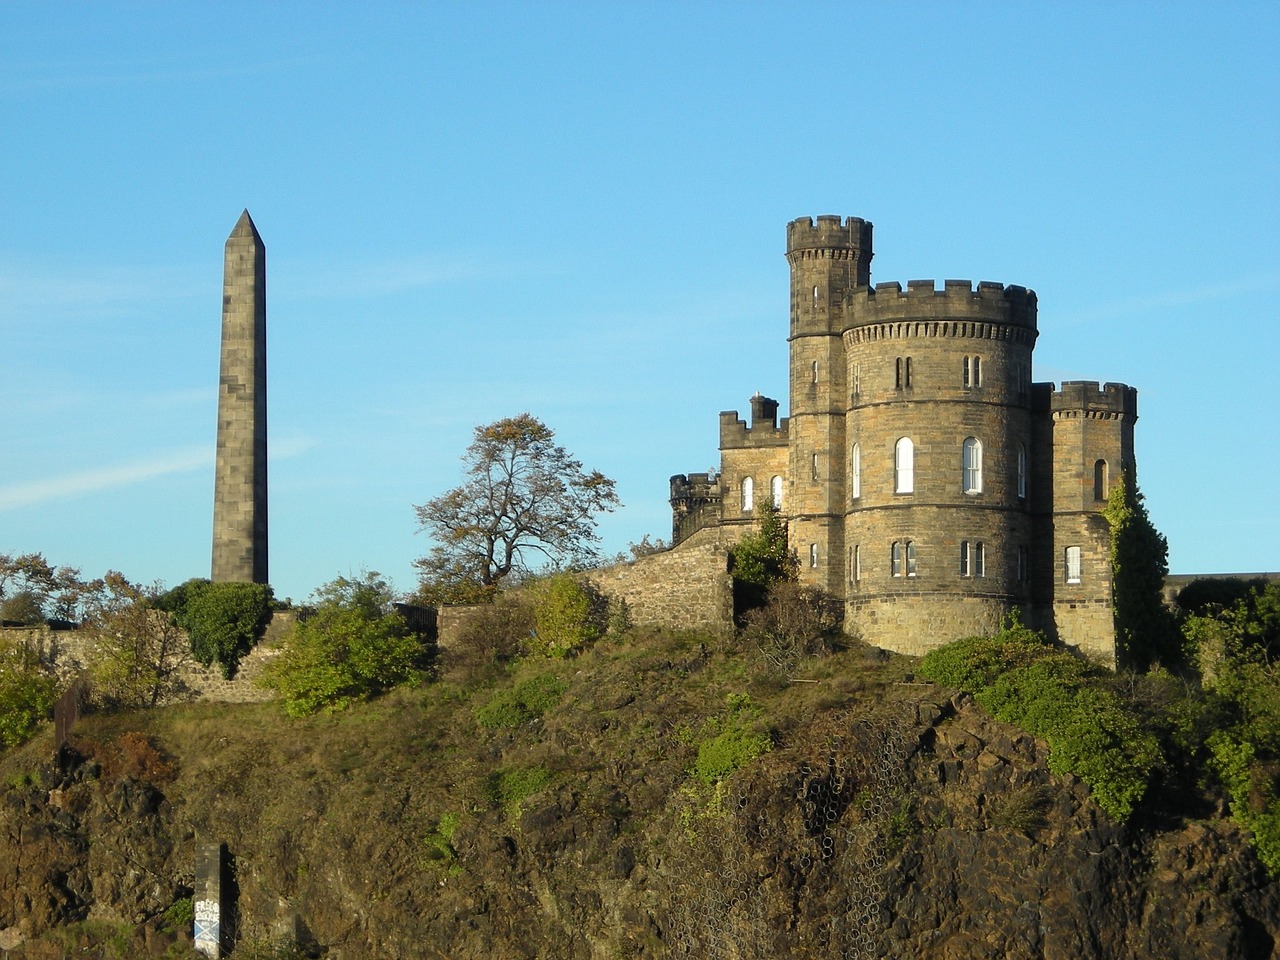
xmin=229 ymin=209 xmax=262 ymax=244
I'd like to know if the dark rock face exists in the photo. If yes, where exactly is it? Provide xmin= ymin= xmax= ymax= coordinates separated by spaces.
xmin=1 ymin=693 xmax=1276 ymax=958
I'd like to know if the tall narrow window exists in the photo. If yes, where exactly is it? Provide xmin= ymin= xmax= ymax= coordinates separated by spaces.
xmin=812 ymin=284 xmax=819 ymax=305
xmin=811 ymin=452 xmax=819 ymax=481
xmin=895 ymin=357 xmax=903 ymax=389
xmin=974 ymin=542 xmax=985 ymax=578
xmin=1094 ymin=459 xmax=1108 ymax=501
xmin=812 ymin=360 xmax=820 ymax=383
xmin=853 ymin=363 xmax=861 ymax=399
xmin=809 ymin=543 xmax=818 ymax=568
xmin=770 ymin=475 xmax=783 ymax=509
xmin=906 ymin=540 xmax=917 ymax=577
xmin=905 ymin=357 xmax=913 ymax=387
xmin=1017 ymin=545 xmax=1028 ymax=583
xmin=891 ymin=541 xmax=903 ymax=578
xmin=1017 ymin=444 xmax=1028 ymax=500
xmin=851 ymin=443 xmax=861 ymax=500
xmin=1065 ymin=546 xmax=1082 ymax=584
xmin=741 ymin=476 xmax=754 ymax=513
xmin=895 ymin=437 xmax=914 ymax=494
xmin=962 ymin=437 xmax=983 ymax=494
xmin=972 ymin=356 xmax=981 ymax=386
xmin=960 ymin=541 xmax=971 ymax=577
xmin=854 ymin=544 xmax=861 ymax=582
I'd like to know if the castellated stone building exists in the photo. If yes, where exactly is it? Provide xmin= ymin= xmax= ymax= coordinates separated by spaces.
xmin=670 ymin=216 xmax=1136 ymax=664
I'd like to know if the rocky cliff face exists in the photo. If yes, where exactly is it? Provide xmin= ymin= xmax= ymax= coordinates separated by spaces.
xmin=1 ymin=636 xmax=1276 ymax=959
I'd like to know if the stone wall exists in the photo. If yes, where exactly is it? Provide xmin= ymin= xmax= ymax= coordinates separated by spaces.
xmin=585 ymin=526 xmax=734 ymax=637
xmin=1 ymin=611 xmax=297 ymax=705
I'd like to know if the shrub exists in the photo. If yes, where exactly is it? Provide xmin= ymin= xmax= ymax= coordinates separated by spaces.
xmin=163 ymin=579 xmax=273 ymax=678
xmin=920 ymin=621 xmax=1161 ymax=823
xmin=0 ymin=590 xmax=45 ymax=625
xmin=526 ymin=573 xmax=605 ymax=658
xmin=743 ymin=581 xmax=841 ymax=677
xmin=475 ymin=672 xmax=568 ymax=729
xmin=444 ymin=595 xmax=534 ymax=679
xmin=259 ymin=573 xmax=426 ymax=717
xmin=0 ymin=636 xmax=58 ymax=748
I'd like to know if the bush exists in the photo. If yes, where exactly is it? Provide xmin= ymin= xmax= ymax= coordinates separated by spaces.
xmin=0 ymin=636 xmax=58 ymax=748
xmin=259 ymin=574 xmax=426 ymax=717
xmin=443 ymin=595 xmax=535 ymax=680
xmin=743 ymin=582 xmax=841 ymax=677
xmin=526 ymin=574 xmax=605 ymax=658
xmin=920 ymin=621 xmax=1161 ymax=823
xmin=0 ymin=590 xmax=45 ymax=625
xmin=475 ymin=673 xmax=568 ymax=729
xmin=161 ymin=579 xmax=273 ymax=678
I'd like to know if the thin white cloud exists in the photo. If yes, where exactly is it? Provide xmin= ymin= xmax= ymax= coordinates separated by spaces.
xmin=0 ymin=447 xmax=213 ymax=511
xmin=0 ymin=262 xmax=206 ymax=324
xmin=0 ymin=435 xmax=316 ymax=511
xmin=1058 ymin=272 xmax=1277 ymax=325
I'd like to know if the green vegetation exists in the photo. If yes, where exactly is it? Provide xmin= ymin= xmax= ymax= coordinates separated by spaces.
xmin=488 ymin=764 xmax=554 ymax=819
xmin=259 ymin=573 xmax=427 ymax=717
xmin=158 ymin=578 xmax=273 ymax=678
xmin=0 ymin=635 xmax=58 ymax=748
xmin=413 ymin=414 xmax=620 ymax=603
xmin=729 ymin=502 xmax=794 ymax=590
xmin=692 ymin=693 xmax=772 ymax=787
xmin=1103 ymin=475 xmax=1181 ymax=670
xmin=920 ymin=618 xmax=1161 ymax=822
xmin=475 ymin=672 xmax=568 ymax=729
xmin=527 ymin=573 xmax=606 ymax=658
xmin=421 ymin=812 xmax=462 ymax=871
xmin=85 ymin=573 xmax=189 ymax=708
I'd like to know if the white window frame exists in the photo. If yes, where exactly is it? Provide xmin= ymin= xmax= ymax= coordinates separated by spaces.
xmin=770 ymin=475 xmax=783 ymax=510
xmin=895 ymin=437 xmax=914 ymax=494
xmin=962 ymin=437 xmax=983 ymax=495
xmin=906 ymin=540 xmax=917 ymax=577
xmin=1065 ymin=546 xmax=1082 ymax=584
xmin=960 ymin=541 xmax=971 ymax=577
xmin=741 ymin=476 xmax=754 ymax=513
xmin=975 ymin=541 xmax=985 ymax=578
xmin=851 ymin=442 xmax=861 ymax=500
xmin=809 ymin=543 xmax=818 ymax=568
xmin=891 ymin=541 xmax=903 ymax=578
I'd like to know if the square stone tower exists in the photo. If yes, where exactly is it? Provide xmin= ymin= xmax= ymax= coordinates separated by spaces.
xmin=211 ymin=210 xmax=268 ymax=584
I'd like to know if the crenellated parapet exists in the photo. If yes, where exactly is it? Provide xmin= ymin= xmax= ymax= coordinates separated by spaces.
xmin=669 ymin=473 xmax=723 ymax=546
xmin=719 ymin=404 xmax=789 ymax=450
xmin=786 ymin=215 xmax=874 ymax=262
xmin=1049 ymin=381 xmax=1138 ymax=422
xmin=843 ymin=280 xmax=1038 ymax=344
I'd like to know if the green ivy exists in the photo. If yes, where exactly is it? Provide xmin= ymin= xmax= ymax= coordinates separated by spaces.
xmin=161 ymin=579 xmax=273 ymax=678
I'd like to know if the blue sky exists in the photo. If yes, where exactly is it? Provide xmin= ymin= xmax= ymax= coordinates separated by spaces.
xmin=1 ymin=2 xmax=1276 ymax=603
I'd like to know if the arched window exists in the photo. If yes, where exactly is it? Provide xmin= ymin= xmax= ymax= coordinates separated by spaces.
xmin=809 ymin=543 xmax=819 ymax=568
xmin=811 ymin=453 xmax=819 ymax=481
xmin=962 ymin=437 xmax=983 ymax=494
xmin=891 ymin=541 xmax=903 ymax=577
xmin=770 ymin=475 xmax=783 ymax=509
xmin=894 ymin=438 xmax=914 ymax=494
xmin=851 ymin=443 xmax=861 ymax=500
xmin=975 ymin=541 xmax=985 ymax=577
xmin=741 ymin=476 xmax=754 ymax=513
xmin=1094 ymin=459 xmax=1108 ymax=501
xmin=1017 ymin=444 xmax=1027 ymax=500
xmin=812 ymin=360 xmax=820 ymax=383
xmin=852 ymin=544 xmax=861 ymax=583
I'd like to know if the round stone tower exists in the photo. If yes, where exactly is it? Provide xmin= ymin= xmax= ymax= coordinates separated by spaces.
xmin=785 ymin=216 xmax=872 ymax=594
xmin=841 ymin=280 xmax=1039 ymax=652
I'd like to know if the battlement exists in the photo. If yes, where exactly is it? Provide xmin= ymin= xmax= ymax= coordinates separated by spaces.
xmin=786 ymin=215 xmax=874 ymax=255
xmin=719 ymin=407 xmax=789 ymax=449
xmin=845 ymin=279 xmax=1037 ymax=334
xmin=1048 ymin=381 xmax=1138 ymax=419
xmin=671 ymin=473 xmax=720 ymax=501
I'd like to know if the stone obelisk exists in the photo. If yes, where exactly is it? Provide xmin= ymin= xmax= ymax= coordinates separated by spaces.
xmin=211 ymin=210 xmax=268 ymax=584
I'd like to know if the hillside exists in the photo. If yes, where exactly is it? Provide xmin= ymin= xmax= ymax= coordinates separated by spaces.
xmin=1 ymin=627 xmax=1277 ymax=959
